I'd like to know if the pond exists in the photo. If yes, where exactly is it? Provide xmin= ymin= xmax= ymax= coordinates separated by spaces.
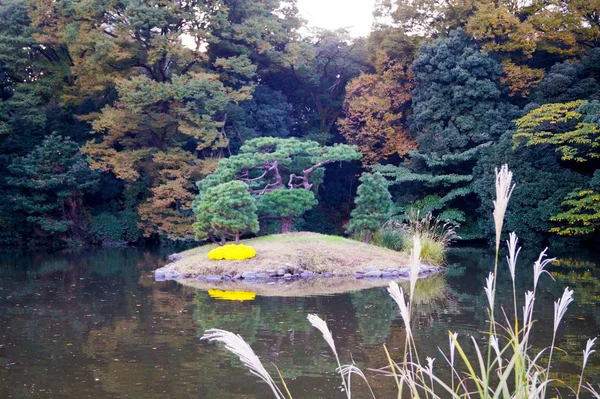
xmin=0 ymin=246 xmax=599 ymax=398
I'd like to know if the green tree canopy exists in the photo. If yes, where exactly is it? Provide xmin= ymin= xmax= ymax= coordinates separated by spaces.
xmin=7 ymin=134 xmax=99 ymax=243
xmin=512 ymin=100 xmax=600 ymax=237
xmin=380 ymin=30 xmax=519 ymax=238
xmin=257 ymin=189 xmax=318 ymax=233
xmin=193 ymin=180 xmax=259 ymax=244
xmin=345 ymin=172 xmax=393 ymax=243
xmin=196 ymin=137 xmax=360 ymax=233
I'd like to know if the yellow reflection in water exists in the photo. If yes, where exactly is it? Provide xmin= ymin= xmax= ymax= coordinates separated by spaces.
xmin=208 ymin=289 xmax=256 ymax=302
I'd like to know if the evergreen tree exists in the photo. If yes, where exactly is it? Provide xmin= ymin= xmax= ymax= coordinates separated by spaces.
xmin=257 ymin=189 xmax=318 ymax=233
xmin=7 ymin=134 xmax=99 ymax=244
xmin=377 ymin=30 xmax=519 ymax=238
xmin=529 ymin=50 xmax=600 ymax=105
xmin=223 ymin=86 xmax=294 ymax=152
xmin=193 ymin=181 xmax=259 ymax=244
xmin=195 ymin=137 xmax=360 ymax=234
xmin=345 ymin=172 xmax=392 ymax=243
xmin=473 ymin=132 xmax=582 ymax=245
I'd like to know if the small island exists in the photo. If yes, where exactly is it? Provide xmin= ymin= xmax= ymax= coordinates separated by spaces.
xmin=155 ymin=232 xmax=440 ymax=292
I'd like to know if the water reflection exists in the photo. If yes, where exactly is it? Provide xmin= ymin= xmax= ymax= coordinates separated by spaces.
xmin=0 ymin=247 xmax=598 ymax=398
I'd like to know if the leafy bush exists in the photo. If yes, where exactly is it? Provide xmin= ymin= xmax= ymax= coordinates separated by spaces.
xmin=90 ymin=210 xmax=142 ymax=244
xmin=90 ymin=212 xmax=123 ymax=243
xmin=373 ymin=227 xmax=405 ymax=252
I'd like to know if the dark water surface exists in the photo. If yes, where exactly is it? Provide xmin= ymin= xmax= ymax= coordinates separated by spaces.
xmin=0 ymin=246 xmax=599 ymax=398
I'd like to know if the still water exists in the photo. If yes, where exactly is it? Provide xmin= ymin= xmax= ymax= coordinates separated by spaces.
xmin=0 ymin=246 xmax=599 ymax=398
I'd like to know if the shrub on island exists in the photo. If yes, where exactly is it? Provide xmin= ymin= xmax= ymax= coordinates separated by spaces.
xmin=208 ymin=244 xmax=257 ymax=261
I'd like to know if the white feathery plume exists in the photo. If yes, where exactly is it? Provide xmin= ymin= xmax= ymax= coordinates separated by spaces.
xmin=484 ymin=272 xmax=495 ymax=310
xmin=506 ymin=232 xmax=520 ymax=282
xmin=338 ymin=364 xmax=376 ymax=399
xmin=493 ymin=164 xmax=515 ymax=251
xmin=409 ymin=235 xmax=422 ymax=301
xmin=426 ymin=357 xmax=436 ymax=394
xmin=201 ymin=329 xmax=284 ymax=399
xmin=449 ymin=332 xmax=458 ymax=368
xmin=490 ymin=335 xmax=502 ymax=368
xmin=577 ymin=338 xmax=597 ymax=397
xmin=523 ymin=291 xmax=536 ymax=332
xmin=307 ymin=314 xmax=337 ymax=356
xmin=583 ymin=338 xmax=597 ymax=369
xmin=307 ymin=314 xmax=350 ymax=399
xmin=388 ymin=281 xmax=412 ymax=338
xmin=547 ymin=287 xmax=575 ymax=381
xmin=426 ymin=357 xmax=435 ymax=373
xmin=533 ymin=248 xmax=556 ymax=291
xmin=553 ymin=287 xmax=574 ymax=333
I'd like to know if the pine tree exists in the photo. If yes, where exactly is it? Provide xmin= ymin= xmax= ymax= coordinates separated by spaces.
xmin=195 ymin=137 xmax=361 ymax=233
xmin=7 ymin=134 xmax=99 ymax=243
xmin=257 ymin=189 xmax=318 ymax=233
xmin=193 ymin=181 xmax=259 ymax=244
xmin=345 ymin=172 xmax=392 ymax=243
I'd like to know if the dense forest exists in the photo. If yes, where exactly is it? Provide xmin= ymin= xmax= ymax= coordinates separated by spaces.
xmin=1 ymin=0 xmax=599 ymax=249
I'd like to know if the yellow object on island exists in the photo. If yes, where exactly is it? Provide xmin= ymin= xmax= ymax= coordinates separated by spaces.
xmin=208 ymin=244 xmax=257 ymax=260
xmin=208 ymin=289 xmax=256 ymax=301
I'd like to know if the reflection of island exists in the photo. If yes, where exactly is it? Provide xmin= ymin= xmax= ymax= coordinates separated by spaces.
xmin=179 ymin=274 xmax=442 ymax=297
xmin=351 ymin=274 xmax=448 ymax=345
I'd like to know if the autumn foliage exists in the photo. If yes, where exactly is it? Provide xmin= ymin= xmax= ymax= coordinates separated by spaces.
xmin=338 ymin=63 xmax=416 ymax=164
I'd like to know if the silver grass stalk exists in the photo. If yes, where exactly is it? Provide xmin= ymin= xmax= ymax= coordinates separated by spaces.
xmin=307 ymin=314 xmax=350 ymax=399
xmin=426 ymin=356 xmax=435 ymax=373
xmin=533 ymin=248 xmax=556 ymax=292
xmin=339 ymin=364 xmax=377 ymax=399
xmin=484 ymin=272 xmax=495 ymax=310
xmin=307 ymin=314 xmax=336 ymax=355
xmin=388 ymin=281 xmax=412 ymax=338
xmin=522 ymin=290 xmax=536 ymax=344
xmin=583 ymin=338 xmax=597 ymax=370
xmin=449 ymin=332 xmax=458 ymax=392
xmin=490 ymin=335 xmax=502 ymax=368
xmin=409 ymin=235 xmax=422 ymax=302
xmin=493 ymin=164 xmax=515 ymax=252
xmin=584 ymin=383 xmax=600 ymax=399
xmin=547 ymin=287 xmax=574 ymax=378
xmin=553 ymin=287 xmax=574 ymax=333
xmin=578 ymin=338 xmax=597 ymax=397
xmin=201 ymin=329 xmax=284 ymax=399
xmin=449 ymin=332 xmax=458 ymax=368
xmin=506 ymin=232 xmax=520 ymax=283
xmin=426 ymin=356 xmax=435 ymax=393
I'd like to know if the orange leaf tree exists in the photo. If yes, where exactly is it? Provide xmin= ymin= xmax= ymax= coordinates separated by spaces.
xmin=338 ymin=62 xmax=416 ymax=164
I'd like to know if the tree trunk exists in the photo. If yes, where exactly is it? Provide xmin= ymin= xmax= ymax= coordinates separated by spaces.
xmin=364 ymin=230 xmax=371 ymax=244
xmin=235 ymin=231 xmax=240 ymax=244
xmin=280 ymin=216 xmax=292 ymax=234
xmin=220 ymin=235 xmax=226 ymax=245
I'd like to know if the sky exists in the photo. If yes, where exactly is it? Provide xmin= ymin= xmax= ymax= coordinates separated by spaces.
xmin=296 ymin=0 xmax=377 ymax=37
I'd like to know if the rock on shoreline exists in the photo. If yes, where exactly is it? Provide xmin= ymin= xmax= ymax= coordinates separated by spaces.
xmin=154 ymin=256 xmax=441 ymax=283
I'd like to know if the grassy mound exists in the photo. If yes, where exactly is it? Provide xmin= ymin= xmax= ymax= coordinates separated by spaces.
xmin=171 ymin=232 xmax=409 ymax=276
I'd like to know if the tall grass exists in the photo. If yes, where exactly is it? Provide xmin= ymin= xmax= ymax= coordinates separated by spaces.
xmin=357 ymin=211 xmax=459 ymax=265
xmin=400 ymin=210 xmax=459 ymax=265
xmin=201 ymin=164 xmax=599 ymax=398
